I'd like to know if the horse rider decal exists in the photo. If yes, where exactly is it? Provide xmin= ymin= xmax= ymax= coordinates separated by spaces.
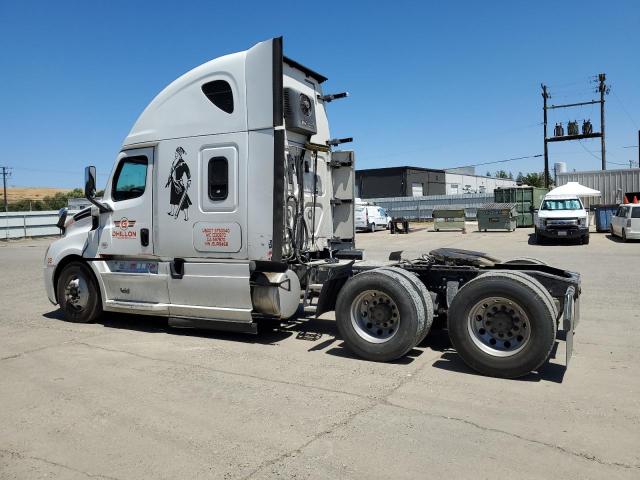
xmin=165 ymin=147 xmax=192 ymax=221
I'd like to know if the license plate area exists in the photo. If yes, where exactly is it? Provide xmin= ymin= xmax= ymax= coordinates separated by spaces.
xmin=557 ymin=230 xmax=567 ymax=236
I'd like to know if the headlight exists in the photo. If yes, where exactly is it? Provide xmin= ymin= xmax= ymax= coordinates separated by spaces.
xmin=579 ymin=217 xmax=586 ymax=227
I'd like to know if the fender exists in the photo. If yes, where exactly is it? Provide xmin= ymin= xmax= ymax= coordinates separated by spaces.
xmin=44 ymin=217 xmax=107 ymax=306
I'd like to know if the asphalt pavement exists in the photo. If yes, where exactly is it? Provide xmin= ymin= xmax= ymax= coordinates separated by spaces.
xmin=0 ymin=226 xmax=638 ymax=479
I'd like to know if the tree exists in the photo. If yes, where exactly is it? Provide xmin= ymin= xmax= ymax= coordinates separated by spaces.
xmin=486 ymin=171 xmax=492 ymax=177
xmin=520 ymin=172 xmax=554 ymax=188
xmin=516 ymin=171 xmax=524 ymax=183
xmin=495 ymin=170 xmax=509 ymax=179
xmin=508 ymin=171 xmax=514 ymax=180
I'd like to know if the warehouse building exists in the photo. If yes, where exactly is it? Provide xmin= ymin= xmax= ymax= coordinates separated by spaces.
xmin=355 ymin=166 xmax=446 ymax=198
xmin=443 ymin=169 xmax=517 ymax=195
xmin=356 ymin=165 xmax=516 ymax=198
xmin=556 ymin=168 xmax=640 ymax=207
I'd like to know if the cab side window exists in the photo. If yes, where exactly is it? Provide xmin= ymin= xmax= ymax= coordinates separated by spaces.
xmin=112 ymin=156 xmax=148 ymax=201
xmin=632 ymin=207 xmax=640 ymax=218
xmin=202 ymin=80 xmax=234 ymax=114
xmin=208 ymin=156 xmax=228 ymax=201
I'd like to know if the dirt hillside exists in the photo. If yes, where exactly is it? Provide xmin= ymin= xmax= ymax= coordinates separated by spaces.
xmin=0 ymin=188 xmax=72 ymax=202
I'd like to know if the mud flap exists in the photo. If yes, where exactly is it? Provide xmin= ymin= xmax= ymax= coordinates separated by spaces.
xmin=563 ymin=286 xmax=578 ymax=365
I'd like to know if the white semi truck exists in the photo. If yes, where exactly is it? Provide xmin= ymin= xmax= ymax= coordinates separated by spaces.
xmin=45 ymin=38 xmax=580 ymax=378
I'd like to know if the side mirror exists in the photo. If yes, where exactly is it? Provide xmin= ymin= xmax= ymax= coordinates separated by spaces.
xmin=83 ymin=165 xmax=112 ymax=214
xmin=56 ymin=207 xmax=68 ymax=233
xmin=85 ymin=166 xmax=97 ymax=199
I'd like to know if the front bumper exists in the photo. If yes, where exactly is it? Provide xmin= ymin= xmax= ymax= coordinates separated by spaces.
xmin=538 ymin=226 xmax=589 ymax=239
xmin=44 ymin=265 xmax=57 ymax=305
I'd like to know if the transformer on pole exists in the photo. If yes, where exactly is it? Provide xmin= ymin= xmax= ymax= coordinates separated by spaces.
xmin=541 ymin=74 xmax=609 ymax=188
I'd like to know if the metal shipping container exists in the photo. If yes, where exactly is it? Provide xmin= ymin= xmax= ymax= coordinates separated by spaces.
xmin=493 ymin=187 xmax=548 ymax=227
xmin=476 ymin=203 xmax=517 ymax=232
xmin=556 ymin=168 xmax=640 ymax=208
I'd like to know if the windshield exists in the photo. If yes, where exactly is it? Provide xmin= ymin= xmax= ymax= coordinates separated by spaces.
xmin=541 ymin=198 xmax=582 ymax=210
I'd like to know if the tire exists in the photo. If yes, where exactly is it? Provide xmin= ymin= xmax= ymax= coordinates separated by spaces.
xmin=447 ymin=271 xmax=557 ymax=378
xmin=582 ymin=234 xmax=590 ymax=245
xmin=369 ymin=223 xmax=376 ymax=233
xmin=56 ymin=261 xmax=102 ymax=323
xmin=375 ymin=267 xmax=434 ymax=344
xmin=622 ymin=229 xmax=627 ymax=242
xmin=501 ymin=270 xmax=559 ymax=321
xmin=335 ymin=269 xmax=425 ymax=362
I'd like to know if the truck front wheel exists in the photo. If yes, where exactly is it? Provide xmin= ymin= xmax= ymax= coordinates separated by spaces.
xmin=56 ymin=261 xmax=102 ymax=323
xmin=335 ymin=269 xmax=425 ymax=362
xmin=447 ymin=272 xmax=556 ymax=378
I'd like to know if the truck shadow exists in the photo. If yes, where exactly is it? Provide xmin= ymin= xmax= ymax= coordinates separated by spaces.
xmin=43 ymin=309 xmax=293 ymax=345
xmin=429 ymin=334 xmax=567 ymax=384
xmin=43 ymin=309 xmax=565 ymax=380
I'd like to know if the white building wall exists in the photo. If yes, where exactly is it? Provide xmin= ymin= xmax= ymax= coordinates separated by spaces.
xmin=445 ymin=173 xmax=517 ymax=195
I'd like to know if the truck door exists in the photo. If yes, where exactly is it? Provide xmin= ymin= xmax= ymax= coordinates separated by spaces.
xmin=95 ymin=147 xmax=169 ymax=308
xmin=98 ymin=147 xmax=154 ymax=257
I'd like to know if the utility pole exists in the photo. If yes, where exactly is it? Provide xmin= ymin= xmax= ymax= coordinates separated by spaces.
xmin=598 ymin=73 xmax=607 ymax=170
xmin=542 ymin=84 xmax=550 ymax=188
xmin=1 ymin=166 xmax=12 ymax=213
xmin=542 ymin=74 xmax=608 ymax=183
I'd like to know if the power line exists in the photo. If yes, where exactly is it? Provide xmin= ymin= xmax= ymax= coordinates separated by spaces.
xmin=577 ymin=139 xmax=601 ymax=161
xmin=611 ymin=90 xmax=639 ymax=129
xmin=451 ymin=154 xmax=543 ymax=170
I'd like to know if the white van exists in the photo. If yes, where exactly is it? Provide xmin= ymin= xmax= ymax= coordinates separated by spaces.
xmin=535 ymin=194 xmax=590 ymax=244
xmin=610 ymin=204 xmax=640 ymax=241
xmin=355 ymin=203 xmax=390 ymax=231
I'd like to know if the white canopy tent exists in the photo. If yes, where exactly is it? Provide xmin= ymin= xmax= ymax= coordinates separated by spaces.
xmin=547 ymin=182 xmax=601 ymax=198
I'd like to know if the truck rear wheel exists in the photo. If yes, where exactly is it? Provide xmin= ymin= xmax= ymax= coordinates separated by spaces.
xmin=56 ymin=261 xmax=102 ymax=324
xmin=336 ymin=269 xmax=425 ymax=362
xmin=375 ymin=267 xmax=434 ymax=345
xmin=447 ymin=272 xmax=556 ymax=378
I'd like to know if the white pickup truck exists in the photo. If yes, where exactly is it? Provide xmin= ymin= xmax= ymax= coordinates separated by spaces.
xmin=535 ymin=194 xmax=590 ymax=244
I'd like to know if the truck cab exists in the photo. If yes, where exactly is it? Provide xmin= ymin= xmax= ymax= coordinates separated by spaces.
xmin=44 ymin=37 xmax=354 ymax=328
xmin=535 ymin=194 xmax=590 ymax=244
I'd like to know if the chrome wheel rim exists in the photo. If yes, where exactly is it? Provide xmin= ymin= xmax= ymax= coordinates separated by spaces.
xmin=64 ymin=275 xmax=89 ymax=311
xmin=350 ymin=289 xmax=399 ymax=343
xmin=467 ymin=296 xmax=531 ymax=357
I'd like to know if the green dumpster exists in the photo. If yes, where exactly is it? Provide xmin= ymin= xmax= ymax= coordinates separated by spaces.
xmin=477 ymin=203 xmax=517 ymax=232
xmin=433 ymin=208 xmax=466 ymax=231
xmin=493 ymin=186 xmax=548 ymax=227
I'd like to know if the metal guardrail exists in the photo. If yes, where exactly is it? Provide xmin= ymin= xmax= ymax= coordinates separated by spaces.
xmin=363 ymin=193 xmax=494 ymax=220
xmin=0 ymin=210 xmax=78 ymax=240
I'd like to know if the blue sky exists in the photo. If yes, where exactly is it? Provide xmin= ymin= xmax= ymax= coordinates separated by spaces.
xmin=1 ymin=0 xmax=638 ymax=188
